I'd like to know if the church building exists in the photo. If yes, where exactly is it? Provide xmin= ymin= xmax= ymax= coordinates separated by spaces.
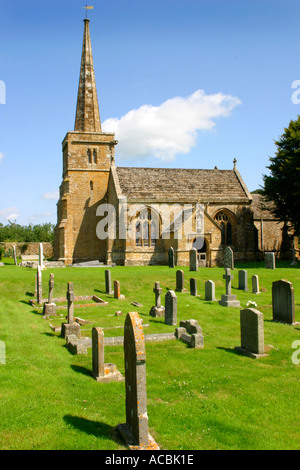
xmin=54 ymin=19 xmax=293 ymax=266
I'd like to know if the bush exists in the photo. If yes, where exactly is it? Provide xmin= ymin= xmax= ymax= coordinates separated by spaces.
xmin=0 ymin=245 xmax=4 ymax=260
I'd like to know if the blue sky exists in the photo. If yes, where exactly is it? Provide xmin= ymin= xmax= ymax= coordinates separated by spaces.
xmin=0 ymin=0 xmax=300 ymax=225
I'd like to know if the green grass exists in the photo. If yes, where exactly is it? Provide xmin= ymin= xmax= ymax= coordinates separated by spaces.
xmin=0 ymin=259 xmax=299 ymax=449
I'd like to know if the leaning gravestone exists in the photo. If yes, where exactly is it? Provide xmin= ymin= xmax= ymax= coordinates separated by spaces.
xmin=205 ymin=280 xmax=216 ymax=301
xmin=117 ymin=312 xmax=159 ymax=450
xmin=168 ymin=247 xmax=175 ymax=268
xmin=189 ymin=248 xmax=198 ymax=272
xmin=43 ymin=273 xmax=57 ymax=318
xmin=252 ymin=275 xmax=260 ymax=294
xmin=92 ymin=327 xmax=124 ymax=383
xmin=175 ymin=270 xmax=186 ymax=293
xmin=105 ymin=270 xmax=114 ymax=295
xmin=265 ymin=252 xmax=275 ymax=270
xmin=165 ymin=290 xmax=177 ymax=326
xmin=272 ymin=280 xmax=296 ymax=325
xmin=219 ymin=268 xmax=240 ymax=308
xmin=224 ymin=246 xmax=234 ymax=269
xmin=61 ymin=282 xmax=81 ymax=339
xmin=238 ymin=270 xmax=248 ymax=292
xmin=235 ymin=308 xmax=268 ymax=358
xmin=149 ymin=281 xmax=165 ymax=318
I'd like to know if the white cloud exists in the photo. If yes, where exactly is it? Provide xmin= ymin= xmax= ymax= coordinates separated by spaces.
xmin=0 ymin=152 xmax=4 ymax=164
xmin=102 ymin=89 xmax=241 ymax=161
xmin=0 ymin=207 xmax=20 ymax=222
xmin=42 ymin=191 xmax=59 ymax=200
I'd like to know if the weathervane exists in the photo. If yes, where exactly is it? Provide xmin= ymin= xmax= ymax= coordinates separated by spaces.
xmin=82 ymin=4 xmax=94 ymax=19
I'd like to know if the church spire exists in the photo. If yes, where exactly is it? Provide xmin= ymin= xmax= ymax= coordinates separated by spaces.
xmin=74 ymin=19 xmax=102 ymax=133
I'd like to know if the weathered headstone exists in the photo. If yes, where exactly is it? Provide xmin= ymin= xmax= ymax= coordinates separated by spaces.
xmin=175 ymin=270 xmax=186 ymax=293
xmin=36 ymin=266 xmax=42 ymax=305
xmin=291 ymin=247 xmax=298 ymax=266
xmin=219 ymin=268 xmax=240 ymax=308
xmin=13 ymin=245 xmax=17 ymax=266
xmin=224 ymin=246 xmax=234 ymax=269
xmin=235 ymin=308 xmax=268 ymax=358
xmin=175 ymin=319 xmax=204 ymax=349
xmin=117 ymin=312 xmax=159 ymax=450
xmin=189 ymin=248 xmax=198 ymax=272
xmin=42 ymin=273 xmax=57 ymax=318
xmin=168 ymin=247 xmax=175 ymax=268
xmin=92 ymin=327 xmax=124 ymax=382
xmin=114 ymin=280 xmax=125 ymax=300
xmin=265 ymin=252 xmax=275 ymax=270
xmin=272 ymin=280 xmax=296 ymax=325
xmin=165 ymin=290 xmax=177 ymax=326
xmin=61 ymin=282 xmax=81 ymax=339
xmin=190 ymin=278 xmax=197 ymax=296
xmin=238 ymin=270 xmax=248 ymax=292
xmin=39 ymin=243 xmax=44 ymax=270
xmin=252 ymin=275 xmax=260 ymax=294
xmin=105 ymin=270 xmax=114 ymax=295
xmin=205 ymin=280 xmax=216 ymax=301
xmin=149 ymin=281 xmax=165 ymax=318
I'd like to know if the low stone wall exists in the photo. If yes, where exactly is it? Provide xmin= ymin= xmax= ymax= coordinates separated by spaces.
xmin=0 ymin=242 xmax=53 ymax=258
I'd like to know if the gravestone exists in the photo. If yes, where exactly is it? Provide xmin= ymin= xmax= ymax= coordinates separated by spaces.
xmin=42 ymin=273 xmax=57 ymax=318
xmin=39 ymin=243 xmax=44 ymax=270
xmin=175 ymin=319 xmax=204 ymax=349
xmin=265 ymin=252 xmax=275 ymax=270
xmin=36 ymin=266 xmax=42 ymax=305
xmin=117 ymin=312 xmax=159 ymax=450
xmin=224 ymin=246 xmax=234 ymax=269
xmin=219 ymin=268 xmax=240 ymax=308
xmin=168 ymin=247 xmax=175 ymax=268
xmin=13 ymin=245 xmax=17 ymax=266
xmin=165 ymin=290 xmax=177 ymax=326
xmin=175 ymin=270 xmax=186 ymax=293
xmin=61 ymin=282 xmax=81 ymax=339
xmin=205 ymin=280 xmax=216 ymax=301
xmin=105 ymin=270 xmax=114 ymax=295
xmin=252 ymin=275 xmax=260 ymax=294
xmin=190 ymin=278 xmax=197 ymax=296
xmin=235 ymin=308 xmax=268 ymax=358
xmin=272 ymin=280 xmax=296 ymax=325
xmin=189 ymin=248 xmax=198 ymax=272
xmin=149 ymin=281 xmax=165 ymax=318
xmin=92 ymin=327 xmax=124 ymax=382
xmin=238 ymin=270 xmax=248 ymax=292
xmin=114 ymin=280 xmax=125 ymax=300
xmin=291 ymin=248 xmax=298 ymax=266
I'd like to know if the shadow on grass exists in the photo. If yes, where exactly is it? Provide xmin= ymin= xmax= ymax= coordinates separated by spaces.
xmin=71 ymin=364 xmax=93 ymax=378
xmin=63 ymin=415 xmax=123 ymax=446
xmin=94 ymin=289 xmax=106 ymax=295
xmin=25 ymin=291 xmax=34 ymax=297
xmin=216 ymin=346 xmax=241 ymax=356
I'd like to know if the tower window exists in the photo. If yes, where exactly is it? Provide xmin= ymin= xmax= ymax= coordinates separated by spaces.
xmin=93 ymin=149 xmax=97 ymax=164
xmin=90 ymin=181 xmax=94 ymax=191
xmin=87 ymin=149 xmax=92 ymax=164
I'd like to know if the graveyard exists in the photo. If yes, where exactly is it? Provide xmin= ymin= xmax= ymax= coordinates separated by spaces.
xmin=0 ymin=257 xmax=299 ymax=450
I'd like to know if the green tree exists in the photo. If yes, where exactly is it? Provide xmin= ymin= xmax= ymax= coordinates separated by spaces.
xmin=263 ymin=116 xmax=300 ymax=236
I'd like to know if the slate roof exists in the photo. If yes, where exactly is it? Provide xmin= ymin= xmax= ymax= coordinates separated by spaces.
xmin=116 ymin=167 xmax=251 ymax=202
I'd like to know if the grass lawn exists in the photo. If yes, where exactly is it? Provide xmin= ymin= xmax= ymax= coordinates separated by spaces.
xmin=0 ymin=259 xmax=299 ymax=450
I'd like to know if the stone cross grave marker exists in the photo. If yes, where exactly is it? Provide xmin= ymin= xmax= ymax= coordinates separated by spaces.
xmin=165 ymin=290 xmax=177 ymax=326
xmin=205 ymin=280 xmax=216 ymax=301
xmin=61 ymin=282 xmax=81 ymax=339
xmin=117 ymin=312 xmax=159 ymax=450
xmin=272 ymin=280 xmax=296 ymax=325
xmin=252 ymin=275 xmax=260 ymax=294
xmin=219 ymin=268 xmax=240 ymax=308
xmin=265 ymin=252 xmax=275 ymax=270
xmin=189 ymin=248 xmax=198 ymax=271
xmin=150 ymin=281 xmax=165 ymax=318
xmin=190 ymin=278 xmax=197 ymax=296
xmin=224 ymin=246 xmax=234 ymax=269
xmin=92 ymin=327 xmax=124 ymax=383
xmin=168 ymin=247 xmax=175 ymax=268
xmin=175 ymin=270 xmax=186 ymax=293
xmin=235 ymin=308 xmax=268 ymax=358
xmin=238 ymin=270 xmax=248 ymax=291
xmin=105 ymin=270 xmax=114 ymax=295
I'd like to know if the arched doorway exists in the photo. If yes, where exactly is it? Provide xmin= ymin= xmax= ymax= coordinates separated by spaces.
xmin=193 ymin=237 xmax=207 ymax=267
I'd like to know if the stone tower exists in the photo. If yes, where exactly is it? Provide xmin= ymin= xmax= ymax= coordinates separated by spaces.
xmin=54 ymin=19 xmax=117 ymax=265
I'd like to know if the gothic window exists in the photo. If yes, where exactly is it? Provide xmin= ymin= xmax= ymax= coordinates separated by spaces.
xmin=87 ymin=149 xmax=92 ymax=164
xmin=215 ymin=211 xmax=233 ymax=246
xmin=135 ymin=208 xmax=159 ymax=247
xmin=93 ymin=149 xmax=97 ymax=164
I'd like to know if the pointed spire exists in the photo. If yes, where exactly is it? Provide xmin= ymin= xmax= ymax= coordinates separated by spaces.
xmin=74 ymin=19 xmax=102 ymax=133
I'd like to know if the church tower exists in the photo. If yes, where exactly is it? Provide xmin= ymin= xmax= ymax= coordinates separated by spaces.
xmin=54 ymin=19 xmax=117 ymax=264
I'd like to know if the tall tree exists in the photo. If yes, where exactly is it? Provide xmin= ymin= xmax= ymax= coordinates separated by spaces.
xmin=263 ymin=116 xmax=300 ymax=236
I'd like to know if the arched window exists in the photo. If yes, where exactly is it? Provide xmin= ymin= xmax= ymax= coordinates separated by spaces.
xmin=135 ymin=208 xmax=159 ymax=247
xmin=214 ymin=211 xmax=233 ymax=246
xmin=93 ymin=149 xmax=97 ymax=164
xmin=87 ymin=149 xmax=92 ymax=164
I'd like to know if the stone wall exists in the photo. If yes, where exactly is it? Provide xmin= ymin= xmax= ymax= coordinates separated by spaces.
xmin=0 ymin=242 xmax=53 ymax=258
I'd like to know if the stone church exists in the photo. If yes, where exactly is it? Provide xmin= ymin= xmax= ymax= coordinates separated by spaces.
xmin=54 ymin=19 xmax=293 ymax=266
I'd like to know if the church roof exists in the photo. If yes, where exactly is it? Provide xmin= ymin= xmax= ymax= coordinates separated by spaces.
xmin=116 ymin=167 xmax=251 ymax=202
